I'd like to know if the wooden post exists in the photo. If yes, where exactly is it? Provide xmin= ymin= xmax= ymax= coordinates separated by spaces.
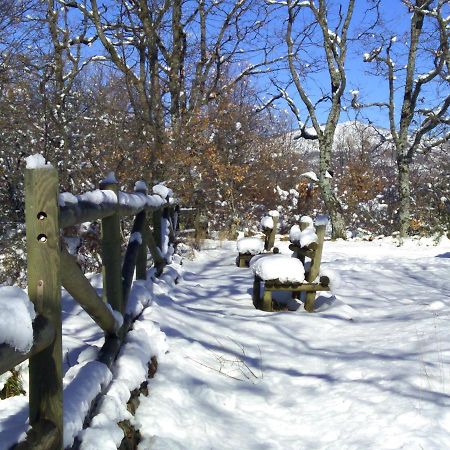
xmin=261 ymin=288 xmax=273 ymax=312
xmin=295 ymin=219 xmax=310 ymax=266
xmin=167 ymin=206 xmax=177 ymax=247
xmin=304 ymin=224 xmax=326 ymax=313
xmin=152 ymin=208 xmax=162 ymax=252
xmin=194 ymin=211 xmax=208 ymax=242
xmin=264 ymin=214 xmax=278 ymax=251
xmin=135 ymin=183 xmax=148 ymax=281
xmin=252 ymin=276 xmax=261 ymax=308
xmin=239 ymin=254 xmax=247 ymax=268
xmin=25 ymin=165 xmax=63 ymax=448
xmin=99 ymin=177 xmax=123 ymax=314
xmin=136 ymin=223 xmax=148 ymax=281
xmin=121 ymin=211 xmax=147 ymax=309
xmin=172 ymin=205 xmax=180 ymax=236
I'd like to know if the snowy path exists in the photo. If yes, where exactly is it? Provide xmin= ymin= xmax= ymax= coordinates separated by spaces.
xmin=135 ymin=239 xmax=450 ymax=450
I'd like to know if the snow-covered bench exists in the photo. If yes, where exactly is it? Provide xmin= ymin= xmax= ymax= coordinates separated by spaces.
xmin=251 ymin=216 xmax=330 ymax=312
xmin=236 ymin=211 xmax=279 ymax=268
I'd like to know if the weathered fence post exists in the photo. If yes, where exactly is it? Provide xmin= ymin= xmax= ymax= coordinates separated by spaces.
xmin=25 ymin=165 xmax=63 ymax=448
xmin=152 ymin=208 xmax=162 ymax=252
xmin=264 ymin=214 xmax=278 ymax=251
xmin=99 ymin=175 xmax=123 ymax=315
xmin=135 ymin=183 xmax=148 ymax=281
xmin=167 ymin=205 xmax=179 ymax=248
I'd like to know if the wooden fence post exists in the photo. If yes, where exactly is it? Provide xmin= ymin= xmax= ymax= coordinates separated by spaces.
xmin=25 ymin=165 xmax=63 ymax=448
xmin=99 ymin=176 xmax=123 ymax=316
xmin=152 ymin=208 xmax=162 ymax=252
xmin=168 ymin=205 xmax=179 ymax=248
xmin=135 ymin=183 xmax=148 ymax=281
xmin=264 ymin=214 xmax=278 ymax=251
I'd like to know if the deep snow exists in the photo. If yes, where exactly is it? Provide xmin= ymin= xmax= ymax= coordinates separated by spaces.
xmin=1 ymin=237 xmax=450 ymax=449
xmin=134 ymin=237 xmax=450 ymax=449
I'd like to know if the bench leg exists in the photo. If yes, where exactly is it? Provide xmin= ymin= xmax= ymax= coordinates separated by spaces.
xmin=261 ymin=289 xmax=273 ymax=312
xmin=238 ymin=254 xmax=251 ymax=268
xmin=304 ymin=291 xmax=316 ymax=312
xmin=252 ymin=277 xmax=260 ymax=308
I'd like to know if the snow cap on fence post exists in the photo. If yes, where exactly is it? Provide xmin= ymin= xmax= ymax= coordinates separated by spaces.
xmin=25 ymin=153 xmax=53 ymax=169
xmin=134 ymin=180 xmax=148 ymax=195
xmin=101 ymin=171 xmax=118 ymax=186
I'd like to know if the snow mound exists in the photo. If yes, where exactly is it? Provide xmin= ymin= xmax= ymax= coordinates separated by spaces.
xmin=63 ymin=361 xmax=113 ymax=448
xmin=289 ymin=225 xmax=302 ymax=243
xmin=299 ymin=228 xmax=318 ymax=247
xmin=25 ymin=153 xmax=52 ymax=169
xmin=260 ymin=216 xmax=274 ymax=230
xmin=134 ymin=180 xmax=148 ymax=193
xmin=153 ymin=184 xmax=173 ymax=199
xmin=300 ymin=216 xmax=314 ymax=228
xmin=79 ymin=189 xmax=117 ymax=205
xmin=0 ymin=286 xmax=36 ymax=352
xmin=101 ymin=171 xmax=118 ymax=184
xmin=251 ymin=254 xmax=305 ymax=283
xmin=237 ymin=237 xmax=265 ymax=255
xmin=289 ymin=224 xmax=318 ymax=247
xmin=314 ymin=295 xmax=357 ymax=321
xmin=300 ymin=171 xmax=318 ymax=181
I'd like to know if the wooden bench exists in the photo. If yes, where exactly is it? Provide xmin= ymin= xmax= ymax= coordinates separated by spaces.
xmin=236 ymin=212 xmax=279 ymax=267
xmin=251 ymin=217 xmax=330 ymax=312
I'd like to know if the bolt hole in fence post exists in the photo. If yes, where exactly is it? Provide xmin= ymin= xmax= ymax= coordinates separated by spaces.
xmin=36 ymin=280 xmax=44 ymax=314
xmin=37 ymin=234 xmax=47 ymax=242
xmin=37 ymin=212 xmax=47 ymax=220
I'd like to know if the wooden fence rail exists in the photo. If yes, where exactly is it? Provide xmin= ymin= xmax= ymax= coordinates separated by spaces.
xmin=0 ymin=163 xmax=179 ymax=449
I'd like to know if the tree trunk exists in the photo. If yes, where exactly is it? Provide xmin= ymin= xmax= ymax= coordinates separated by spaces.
xmin=318 ymin=139 xmax=347 ymax=239
xmin=319 ymin=177 xmax=347 ymax=239
xmin=397 ymin=155 xmax=411 ymax=237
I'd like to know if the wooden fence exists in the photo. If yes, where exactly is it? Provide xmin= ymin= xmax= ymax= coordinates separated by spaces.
xmin=0 ymin=165 xmax=179 ymax=449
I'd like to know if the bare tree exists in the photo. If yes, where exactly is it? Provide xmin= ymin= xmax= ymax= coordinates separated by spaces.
xmin=45 ymin=0 xmax=102 ymax=187
xmin=357 ymin=0 xmax=449 ymax=237
xmin=270 ymin=0 xmax=365 ymax=239
xmin=59 ymin=0 xmax=280 ymax=182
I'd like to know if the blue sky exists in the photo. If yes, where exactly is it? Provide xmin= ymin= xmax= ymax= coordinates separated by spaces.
xmin=78 ymin=1 xmax=446 ymax=131
xmin=265 ymin=1 xmax=419 ymax=130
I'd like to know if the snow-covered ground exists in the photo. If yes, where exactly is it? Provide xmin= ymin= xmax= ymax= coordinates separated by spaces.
xmin=0 ymin=271 xmax=172 ymax=450
xmin=135 ymin=237 xmax=450 ymax=449
xmin=1 ymin=236 xmax=450 ymax=449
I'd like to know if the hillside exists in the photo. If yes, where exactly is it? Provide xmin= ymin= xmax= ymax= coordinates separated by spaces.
xmin=282 ymin=120 xmax=395 ymax=168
